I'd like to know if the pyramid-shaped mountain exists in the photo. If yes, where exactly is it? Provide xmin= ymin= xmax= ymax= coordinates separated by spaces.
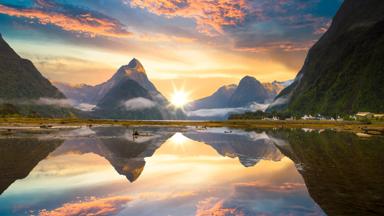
xmin=56 ymin=58 xmax=182 ymax=119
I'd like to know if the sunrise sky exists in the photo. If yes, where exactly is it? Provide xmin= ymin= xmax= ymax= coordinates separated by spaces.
xmin=0 ymin=0 xmax=342 ymax=100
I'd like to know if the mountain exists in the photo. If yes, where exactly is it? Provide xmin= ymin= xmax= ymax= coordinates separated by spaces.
xmin=0 ymin=34 xmax=76 ymax=117
xmin=186 ymin=77 xmax=289 ymax=120
xmin=108 ymin=58 xmax=159 ymax=94
xmin=53 ymin=82 xmax=96 ymax=104
xmin=55 ymin=58 xmax=168 ymax=106
xmin=228 ymin=76 xmax=271 ymax=107
xmin=187 ymin=77 xmax=291 ymax=112
xmin=187 ymin=84 xmax=237 ymax=110
xmin=0 ymin=34 xmax=65 ymax=100
xmin=268 ymin=0 xmax=384 ymax=114
xmin=92 ymin=58 xmax=167 ymax=104
xmin=94 ymin=79 xmax=164 ymax=119
xmin=55 ymin=58 xmax=182 ymax=119
xmin=262 ymin=80 xmax=293 ymax=97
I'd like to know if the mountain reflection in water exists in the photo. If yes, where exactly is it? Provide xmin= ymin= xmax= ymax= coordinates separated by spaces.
xmin=0 ymin=126 xmax=382 ymax=216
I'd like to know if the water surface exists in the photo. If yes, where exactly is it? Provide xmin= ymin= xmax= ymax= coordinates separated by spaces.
xmin=0 ymin=126 xmax=383 ymax=215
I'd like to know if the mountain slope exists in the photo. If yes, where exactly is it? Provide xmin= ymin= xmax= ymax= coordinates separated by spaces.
xmin=228 ymin=76 xmax=270 ymax=107
xmin=187 ymin=84 xmax=237 ymax=110
xmin=94 ymin=79 xmax=163 ymax=119
xmin=53 ymin=82 xmax=96 ymax=104
xmin=55 ymin=58 xmax=167 ymax=105
xmin=55 ymin=58 xmax=183 ymax=119
xmin=268 ymin=0 xmax=384 ymax=114
xmin=109 ymin=58 xmax=158 ymax=93
xmin=0 ymin=34 xmax=77 ymax=117
xmin=0 ymin=34 xmax=65 ymax=100
xmin=187 ymin=76 xmax=288 ymax=112
xmin=55 ymin=58 xmax=167 ymax=104
xmin=262 ymin=80 xmax=293 ymax=97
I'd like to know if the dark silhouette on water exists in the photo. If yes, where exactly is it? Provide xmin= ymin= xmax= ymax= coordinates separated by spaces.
xmin=269 ymin=130 xmax=384 ymax=215
xmin=0 ymin=138 xmax=63 ymax=194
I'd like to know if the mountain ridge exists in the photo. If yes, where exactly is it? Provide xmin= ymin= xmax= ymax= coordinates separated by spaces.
xmin=0 ymin=34 xmax=65 ymax=100
xmin=187 ymin=76 xmax=291 ymax=112
xmin=268 ymin=0 xmax=384 ymax=114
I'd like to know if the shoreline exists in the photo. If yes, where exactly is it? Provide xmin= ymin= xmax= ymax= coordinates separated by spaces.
xmin=0 ymin=118 xmax=383 ymax=135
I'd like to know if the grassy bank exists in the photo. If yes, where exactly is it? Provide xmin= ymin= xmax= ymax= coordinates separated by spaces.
xmin=0 ymin=117 xmax=383 ymax=135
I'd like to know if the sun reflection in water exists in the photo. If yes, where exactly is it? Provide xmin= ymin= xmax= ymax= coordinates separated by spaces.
xmin=169 ymin=132 xmax=188 ymax=145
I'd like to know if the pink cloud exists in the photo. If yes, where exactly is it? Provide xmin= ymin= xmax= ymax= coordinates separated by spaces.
xmin=234 ymin=40 xmax=316 ymax=53
xmin=39 ymin=196 xmax=131 ymax=216
xmin=234 ymin=181 xmax=306 ymax=192
xmin=128 ymin=0 xmax=249 ymax=36
xmin=196 ymin=198 xmax=245 ymax=216
xmin=0 ymin=2 xmax=131 ymax=38
xmin=314 ymin=20 xmax=332 ymax=35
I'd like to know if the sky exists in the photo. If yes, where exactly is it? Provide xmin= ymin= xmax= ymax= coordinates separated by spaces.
xmin=0 ymin=0 xmax=343 ymax=100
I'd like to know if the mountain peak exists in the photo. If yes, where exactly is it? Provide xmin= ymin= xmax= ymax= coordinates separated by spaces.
xmin=0 ymin=33 xmax=20 ymax=59
xmin=240 ymin=75 xmax=259 ymax=82
xmin=228 ymin=75 xmax=269 ymax=106
xmin=125 ymin=58 xmax=145 ymax=73
xmin=239 ymin=76 xmax=262 ymax=85
xmin=111 ymin=58 xmax=148 ymax=83
xmin=218 ymin=84 xmax=237 ymax=92
xmin=223 ymin=84 xmax=237 ymax=89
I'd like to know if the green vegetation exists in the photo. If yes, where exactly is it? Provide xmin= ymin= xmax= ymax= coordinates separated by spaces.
xmin=269 ymin=1 xmax=384 ymax=115
xmin=229 ymin=110 xmax=300 ymax=120
xmin=0 ymin=104 xmax=76 ymax=118
xmin=0 ymin=35 xmax=65 ymax=100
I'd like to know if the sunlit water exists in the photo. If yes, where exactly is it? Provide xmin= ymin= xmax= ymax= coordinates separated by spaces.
xmin=0 ymin=126 xmax=383 ymax=216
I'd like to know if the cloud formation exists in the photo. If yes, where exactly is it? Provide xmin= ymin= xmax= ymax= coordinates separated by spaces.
xmin=195 ymin=180 xmax=322 ymax=216
xmin=35 ymin=97 xmax=73 ymax=108
xmin=123 ymin=97 xmax=157 ymax=110
xmin=75 ymin=103 xmax=97 ymax=112
xmin=196 ymin=198 xmax=244 ymax=216
xmin=186 ymin=102 xmax=269 ymax=119
xmin=128 ymin=0 xmax=248 ymax=36
xmin=39 ymin=196 xmax=131 ymax=216
xmin=0 ymin=1 xmax=131 ymax=38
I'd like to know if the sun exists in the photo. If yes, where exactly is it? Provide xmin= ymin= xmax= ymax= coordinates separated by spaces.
xmin=171 ymin=90 xmax=189 ymax=108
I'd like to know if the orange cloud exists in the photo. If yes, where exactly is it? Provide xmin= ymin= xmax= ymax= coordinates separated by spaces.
xmin=128 ymin=0 xmax=248 ymax=36
xmin=234 ymin=40 xmax=316 ymax=53
xmin=0 ymin=4 xmax=131 ymax=38
xmin=136 ymin=33 xmax=196 ymax=43
xmin=196 ymin=198 xmax=244 ymax=216
xmin=234 ymin=181 xmax=306 ymax=192
xmin=39 ymin=196 xmax=131 ymax=216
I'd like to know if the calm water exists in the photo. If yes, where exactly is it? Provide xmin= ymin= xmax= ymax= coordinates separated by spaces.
xmin=0 ymin=126 xmax=383 ymax=216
